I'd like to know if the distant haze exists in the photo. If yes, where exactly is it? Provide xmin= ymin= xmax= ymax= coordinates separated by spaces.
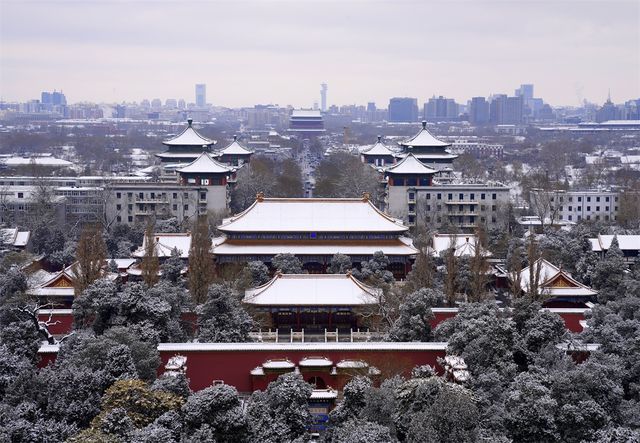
xmin=1 ymin=0 xmax=638 ymax=107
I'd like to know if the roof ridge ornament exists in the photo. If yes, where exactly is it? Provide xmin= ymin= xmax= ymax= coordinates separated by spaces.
xmin=187 ymin=118 xmax=193 ymax=127
xmin=362 ymin=192 xmax=370 ymax=202
xmin=256 ymin=192 xmax=265 ymax=202
xmin=377 ymin=135 xmax=382 ymax=143
xmin=422 ymin=120 xmax=427 ymax=129
xmin=233 ymin=135 xmax=238 ymax=141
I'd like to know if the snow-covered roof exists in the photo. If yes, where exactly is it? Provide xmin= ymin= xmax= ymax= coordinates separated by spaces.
xmin=216 ymin=136 xmax=253 ymax=156
xmin=430 ymin=234 xmax=491 ymax=257
xmin=133 ymin=233 xmax=191 ymax=258
xmin=336 ymin=360 xmax=369 ymax=369
xmin=218 ymin=197 xmax=409 ymax=233
xmin=163 ymin=119 xmax=215 ymax=147
xmin=243 ymin=273 xmax=380 ymax=306
xmin=310 ymin=389 xmax=338 ymax=399
xmin=155 ymin=152 xmax=202 ymax=159
xmin=1 ymin=156 xmax=73 ymax=167
xmin=291 ymin=109 xmax=322 ymax=118
xmin=176 ymin=152 xmax=232 ymax=175
xmin=111 ymin=258 xmax=137 ymax=269
xmin=384 ymin=153 xmax=437 ymax=175
xmin=299 ymin=357 xmax=333 ymax=367
xmin=262 ymin=359 xmax=295 ymax=369
xmin=519 ymin=259 xmax=597 ymax=297
xmin=0 ymin=228 xmax=30 ymax=247
xmin=156 ymin=342 xmax=450 ymax=352
xmin=361 ymin=136 xmax=398 ymax=157
xmin=399 ymin=121 xmax=451 ymax=148
xmin=589 ymin=234 xmax=640 ymax=252
xmin=212 ymin=236 xmax=418 ymax=257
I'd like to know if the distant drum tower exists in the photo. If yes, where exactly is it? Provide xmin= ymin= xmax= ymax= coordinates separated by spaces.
xmin=320 ymin=83 xmax=327 ymax=112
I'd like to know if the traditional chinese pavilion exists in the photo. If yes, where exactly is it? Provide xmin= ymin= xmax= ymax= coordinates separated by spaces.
xmin=398 ymin=121 xmax=458 ymax=169
xmin=156 ymin=118 xmax=216 ymax=164
xmin=176 ymin=152 xmax=236 ymax=186
xmin=243 ymin=273 xmax=380 ymax=333
xmin=215 ymin=135 xmax=253 ymax=166
xmin=518 ymin=259 xmax=598 ymax=307
xmin=360 ymin=136 xmax=398 ymax=167
xmin=384 ymin=153 xmax=437 ymax=187
xmin=212 ymin=195 xmax=417 ymax=278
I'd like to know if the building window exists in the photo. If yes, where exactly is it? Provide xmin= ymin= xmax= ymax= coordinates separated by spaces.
xmin=437 ymin=193 xmax=442 ymax=200
xmin=116 ymin=192 xmax=121 ymax=199
xmin=492 ymin=205 xmax=496 ymax=211
xmin=408 ymin=204 xmax=415 ymax=212
xmin=596 ymin=197 xmax=600 ymax=202
xmin=173 ymin=204 xmax=177 ymax=211
xmin=459 ymin=193 xmax=464 ymax=200
xmin=116 ymin=204 xmax=121 ymax=210
xmin=481 ymin=193 xmax=485 ymax=200
xmin=568 ymin=215 xmax=572 ymax=221
xmin=587 ymin=196 xmax=591 ymax=202
xmin=577 ymin=206 xmax=581 ymax=211
xmin=117 ymin=216 xmax=122 ymax=222
xmin=17 ymin=192 xmax=23 ymax=198
xmin=139 ymin=192 xmax=143 ymax=199
xmin=578 ymin=196 xmax=582 ymax=202
xmin=587 ymin=206 xmax=591 ymax=211
xmin=569 ymin=196 xmax=573 ymax=202
xmin=128 ymin=204 xmax=132 ymax=211
xmin=448 ymin=194 xmax=452 ymax=201
xmin=492 ymin=193 xmax=497 ymax=200
xmin=200 ymin=192 xmax=206 ymax=200
xmin=596 ymin=206 xmax=600 ymax=211
xmin=173 ymin=193 xmax=178 ymax=199
xmin=606 ymin=196 xmax=610 ymax=202
xmin=184 ymin=205 xmax=189 ymax=211
xmin=150 ymin=192 xmax=155 ymax=199
xmin=128 ymin=216 xmax=133 ymax=223
xmin=183 ymin=192 xmax=188 ymax=199
xmin=470 ymin=193 xmax=475 ymax=200
xmin=409 ymin=192 xmax=416 ymax=201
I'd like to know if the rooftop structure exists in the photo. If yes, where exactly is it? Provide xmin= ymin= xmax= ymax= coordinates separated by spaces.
xmin=360 ymin=136 xmax=399 ymax=167
xmin=429 ymin=233 xmax=491 ymax=257
xmin=132 ymin=233 xmax=191 ymax=258
xmin=243 ymin=273 xmax=380 ymax=307
xmin=176 ymin=152 xmax=233 ymax=175
xmin=213 ymin=195 xmax=417 ymax=278
xmin=0 ymin=227 xmax=30 ymax=248
xmin=384 ymin=153 xmax=437 ymax=177
xmin=288 ymin=109 xmax=325 ymax=133
xmin=518 ymin=259 xmax=597 ymax=306
xmin=215 ymin=136 xmax=254 ymax=166
xmin=157 ymin=119 xmax=216 ymax=164
xmin=397 ymin=121 xmax=458 ymax=170
xmin=589 ymin=234 xmax=640 ymax=262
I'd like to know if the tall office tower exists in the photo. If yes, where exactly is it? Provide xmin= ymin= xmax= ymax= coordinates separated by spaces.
xmin=388 ymin=97 xmax=419 ymax=122
xmin=424 ymin=96 xmax=458 ymax=121
xmin=320 ymin=83 xmax=327 ymax=112
xmin=515 ymin=84 xmax=534 ymax=102
xmin=469 ymin=97 xmax=490 ymax=125
xmin=41 ymin=92 xmax=52 ymax=104
xmin=51 ymin=90 xmax=66 ymax=106
xmin=490 ymin=95 xmax=523 ymax=124
xmin=195 ymin=84 xmax=206 ymax=108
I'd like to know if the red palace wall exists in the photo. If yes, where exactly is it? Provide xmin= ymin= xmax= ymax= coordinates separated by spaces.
xmin=157 ymin=344 xmax=448 ymax=393
xmin=37 ymin=310 xmax=74 ymax=336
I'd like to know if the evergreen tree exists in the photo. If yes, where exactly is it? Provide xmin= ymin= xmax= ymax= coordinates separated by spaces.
xmin=197 ymin=284 xmax=254 ymax=342
xmin=140 ymin=220 xmax=159 ymax=288
xmin=161 ymin=247 xmax=184 ymax=283
xmin=188 ymin=215 xmax=214 ymax=305
xmin=73 ymin=224 xmax=107 ymax=296
xmin=328 ymin=253 xmax=352 ymax=274
xmin=272 ymin=253 xmax=303 ymax=274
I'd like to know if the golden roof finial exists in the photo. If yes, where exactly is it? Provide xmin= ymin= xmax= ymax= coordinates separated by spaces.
xmin=256 ymin=192 xmax=264 ymax=202
xmin=362 ymin=192 xmax=370 ymax=202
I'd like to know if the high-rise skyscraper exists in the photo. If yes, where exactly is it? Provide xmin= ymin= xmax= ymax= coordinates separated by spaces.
xmin=469 ymin=97 xmax=490 ymax=125
xmin=424 ymin=96 xmax=459 ymax=121
xmin=515 ymin=84 xmax=534 ymax=102
xmin=388 ymin=97 xmax=419 ymax=122
xmin=195 ymin=84 xmax=206 ymax=107
xmin=320 ymin=83 xmax=327 ymax=112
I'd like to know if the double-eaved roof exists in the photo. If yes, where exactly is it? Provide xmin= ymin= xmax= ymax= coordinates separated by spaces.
xmin=243 ymin=273 xmax=380 ymax=306
xmin=399 ymin=121 xmax=451 ymax=148
xmin=218 ymin=197 xmax=408 ymax=233
xmin=163 ymin=119 xmax=216 ymax=147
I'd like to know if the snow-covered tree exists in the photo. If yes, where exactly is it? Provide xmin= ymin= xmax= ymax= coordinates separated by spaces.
xmin=388 ymin=288 xmax=442 ymax=342
xmin=181 ymin=383 xmax=247 ymax=442
xmin=197 ymin=283 xmax=254 ymax=342
xmin=328 ymin=253 xmax=352 ymax=274
xmin=161 ymin=247 xmax=184 ymax=283
xmin=246 ymin=372 xmax=313 ymax=442
xmin=327 ymin=419 xmax=396 ymax=443
xmin=352 ymin=251 xmax=394 ymax=284
xmin=272 ymin=253 xmax=303 ymax=274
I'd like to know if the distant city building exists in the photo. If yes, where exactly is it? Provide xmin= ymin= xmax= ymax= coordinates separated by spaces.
xmin=469 ymin=97 xmax=490 ymax=125
xmin=595 ymin=94 xmax=620 ymax=123
xmin=424 ymin=96 xmax=458 ymax=121
xmin=288 ymin=109 xmax=325 ymax=133
xmin=165 ymin=99 xmax=177 ymax=108
xmin=178 ymin=99 xmax=186 ymax=110
xmin=530 ymin=188 xmax=623 ymax=223
xmin=195 ymin=84 xmax=207 ymax=108
xmin=151 ymin=98 xmax=162 ymax=110
xmin=514 ymin=84 xmax=534 ymax=102
xmin=388 ymin=97 xmax=419 ymax=123
xmin=490 ymin=95 xmax=523 ymax=124
xmin=320 ymin=83 xmax=327 ymax=112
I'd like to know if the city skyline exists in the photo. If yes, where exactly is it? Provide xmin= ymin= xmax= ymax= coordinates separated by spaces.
xmin=0 ymin=1 xmax=638 ymax=107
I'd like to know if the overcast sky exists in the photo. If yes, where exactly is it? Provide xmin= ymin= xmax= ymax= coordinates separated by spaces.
xmin=0 ymin=0 xmax=638 ymax=108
